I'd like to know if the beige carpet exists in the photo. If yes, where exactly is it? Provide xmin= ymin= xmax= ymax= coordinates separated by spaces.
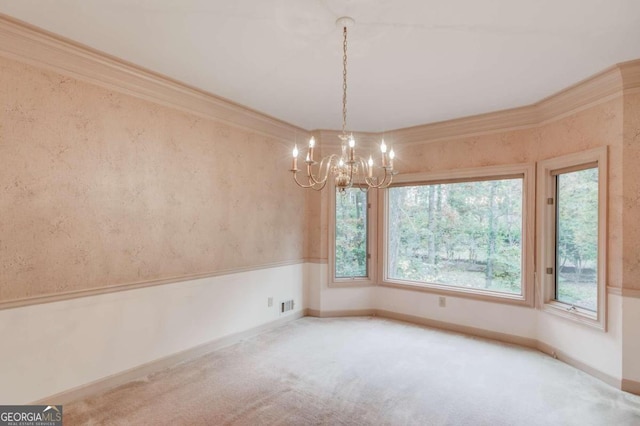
xmin=65 ymin=317 xmax=640 ymax=425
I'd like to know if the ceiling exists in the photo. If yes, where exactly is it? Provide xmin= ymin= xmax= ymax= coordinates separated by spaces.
xmin=1 ymin=0 xmax=639 ymax=132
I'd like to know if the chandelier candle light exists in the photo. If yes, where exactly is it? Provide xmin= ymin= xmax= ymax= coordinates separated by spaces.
xmin=290 ymin=16 xmax=397 ymax=193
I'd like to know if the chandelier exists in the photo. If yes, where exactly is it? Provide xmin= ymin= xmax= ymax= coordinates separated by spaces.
xmin=290 ymin=17 xmax=397 ymax=193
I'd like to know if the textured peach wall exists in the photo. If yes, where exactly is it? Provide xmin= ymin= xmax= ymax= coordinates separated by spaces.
xmin=397 ymin=100 xmax=621 ymax=173
xmin=622 ymin=92 xmax=640 ymax=289
xmin=537 ymin=101 xmax=624 ymax=289
xmin=304 ymin=138 xmax=329 ymax=263
xmin=0 ymin=56 xmax=306 ymax=303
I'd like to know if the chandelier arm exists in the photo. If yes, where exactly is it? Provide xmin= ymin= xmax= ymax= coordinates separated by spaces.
xmin=305 ymin=161 xmax=323 ymax=186
xmin=305 ymin=163 xmax=318 ymax=186
xmin=384 ymin=173 xmax=395 ymax=188
xmin=363 ymin=167 xmax=392 ymax=189
xmin=307 ymin=154 xmax=338 ymax=186
xmin=378 ymin=169 xmax=395 ymax=188
xmin=377 ymin=169 xmax=392 ymax=188
xmin=363 ymin=173 xmax=376 ymax=187
xmin=313 ymin=177 xmax=329 ymax=191
xmin=307 ymin=163 xmax=331 ymax=191
xmin=356 ymin=157 xmax=372 ymax=192
xmin=379 ymin=168 xmax=391 ymax=187
xmin=292 ymin=171 xmax=320 ymax=189
xmin=299 ymin=166 xmax=332 ymax=191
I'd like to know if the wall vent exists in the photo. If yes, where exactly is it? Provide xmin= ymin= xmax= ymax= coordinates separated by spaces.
xmin=280 ymin=299 xmax=295 ymax=314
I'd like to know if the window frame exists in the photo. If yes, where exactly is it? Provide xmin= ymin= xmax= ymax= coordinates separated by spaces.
xmin=328 ymin=183 xmax=378 ymax=287
xmin=379 ymin=163 xmax=535 ymax=306
xmin=536 ymin=147 xmax=607 ymax=330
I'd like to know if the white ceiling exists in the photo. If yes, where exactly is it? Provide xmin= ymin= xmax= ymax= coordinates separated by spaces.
xmin=1 ymin=0 xmax=639 ymax=132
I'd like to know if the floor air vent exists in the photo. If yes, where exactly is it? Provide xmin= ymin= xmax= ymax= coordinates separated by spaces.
xmin=281 ymin=299 xmax=295 ymax=313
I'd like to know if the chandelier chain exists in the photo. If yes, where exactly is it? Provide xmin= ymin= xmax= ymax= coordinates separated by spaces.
xmin=342 ymin=26 xmax=348 ymax=136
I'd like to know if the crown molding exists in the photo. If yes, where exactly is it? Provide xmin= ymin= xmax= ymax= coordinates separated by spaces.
xmin=535 ymin=64 xmax=624 ymax=123
xmin=387 ymin=104 xmax=538 ymax=145
xmin=619 ymin=60 xmax=640 ymax=92
xmin=322 ymin=60 xmax=640 ymax=146
xmin=1 ymin=14 xmax=638 ymax=148
xmin=0 ymin=13 xmax=306 ymax=142
xmin=309 ymin=61 xmax=635 ymax=147
xmin=382 ymin=64 xmax=630 ymax=145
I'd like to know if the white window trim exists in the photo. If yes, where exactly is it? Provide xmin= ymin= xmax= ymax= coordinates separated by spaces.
xmin=378 ymin=163 xmax=535 ymax=307
xmin=536 ymin=147 xmax=607 ymax=331
xmin=328 ymin=183 xmax=378 ymax=287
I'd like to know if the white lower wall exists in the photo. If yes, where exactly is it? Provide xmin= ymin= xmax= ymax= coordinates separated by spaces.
xmin=305 ymin=262 xmax=323 ymax=311
xmin=306 ymin=263 xmax=375 ymax=312
xmin=0 ymin=263 xmax=305 ymax=404
xmin=310 ymin=262 xmax=536 ymax=339
xmin=537 ymin=294 xmax=623 ymax=381
xmin=374 ymin=286 xmax=538 ymax=339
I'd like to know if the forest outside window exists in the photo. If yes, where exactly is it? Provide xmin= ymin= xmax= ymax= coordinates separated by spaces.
xmin=537 ymin=148 xmax=607 ymax=329
xmin=335 ymin=188 xmax=368 ymax=278
xmin=555 ymin=167 xmax=598 ymax=311
xmin=382 ymin=164 xmax=535 ymax=304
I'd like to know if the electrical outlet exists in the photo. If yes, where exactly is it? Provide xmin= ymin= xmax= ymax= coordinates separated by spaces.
xmin=267 ymin=297 xmax=273 ymax=307
xmin=438 ymin=296 xmax=446 ymax=308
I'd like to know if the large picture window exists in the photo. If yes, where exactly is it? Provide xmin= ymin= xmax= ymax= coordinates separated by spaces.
xmin=387 ymin=177 xmax=523 ymax=295
xmin=382 ymin=164 xmax=534 ymax=304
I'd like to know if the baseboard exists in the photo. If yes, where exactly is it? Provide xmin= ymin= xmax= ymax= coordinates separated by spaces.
xmin=306 ymin=308 xmax=376 ymax=318
xmin=375 ymin=309 xmax=538 ymax=349
xmin=536 ymin=342 xmax=620 ymax=389
xmin=306 ymin=308 xmax=321 ymax=317
xmin=308 ymin=308 xmax=537 ymax=348
xmin=309 ymin=308 xmax=635 ymax=394
xmin=622 ymin=379 xmax=640 ymax=395
xmin=33 ymin=310 xmax=305 ymax=405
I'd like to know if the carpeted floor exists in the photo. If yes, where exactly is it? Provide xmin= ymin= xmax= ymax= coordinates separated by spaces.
xmin=65 ymin=317 xmax=640 ymax=425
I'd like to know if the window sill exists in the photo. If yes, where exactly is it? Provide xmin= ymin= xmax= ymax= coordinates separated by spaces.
xmin=541 ymin=301 xmax=605 ymax=331
xmin=380 ymin=279 xmax=533 ymax=307
xmin=329 ymin=277 xmax=376 ymax=288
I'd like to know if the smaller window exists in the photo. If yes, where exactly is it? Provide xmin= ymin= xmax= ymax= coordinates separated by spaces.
xmin=537 ymin=148 xmax=607 ymax=330
xmin=555 ymin=167 xmax=598 ymax=312
xmin=335 ymin=188 xmax=368 ymax=278
xmin=329 ymin=186 xmax=377 ymax=286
